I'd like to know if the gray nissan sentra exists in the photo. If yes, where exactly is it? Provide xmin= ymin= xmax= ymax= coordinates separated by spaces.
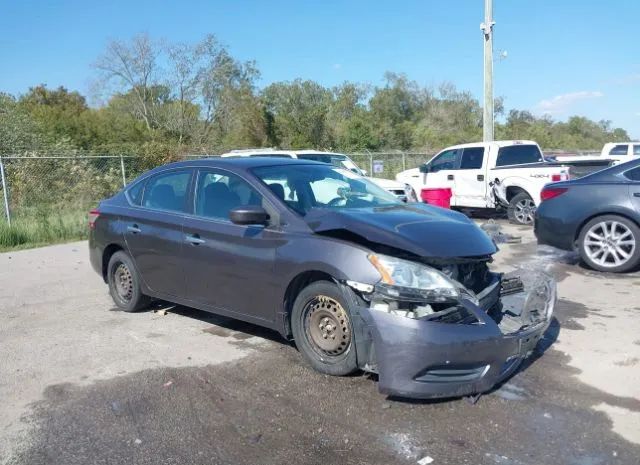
xmin=89 ymin=157 xmax=555 ymax=399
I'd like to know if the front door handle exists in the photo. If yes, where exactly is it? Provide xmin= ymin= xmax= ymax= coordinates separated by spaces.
xmin=477 ymin=174 xmax=485 ymax=181
xmin=447 ymin=174 xmax=454 ymax=181
xmin=127 ymin=224 xmax=141 ymax=234
xmin=185 ymin=234 xmax=205 ymax=245
xmin=634 ymin=192 xmax=640 ymax=197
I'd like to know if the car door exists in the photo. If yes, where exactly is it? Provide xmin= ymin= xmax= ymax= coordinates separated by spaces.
xmin=181 ymin=168 xmax=285 ymax=323
xmin=422 ymin=148 xmax=459 ymax=199
xmin=123 ymin=169 xmax=192 ymax=298
xmin=453 ymin=146 xmax=488 ymax=208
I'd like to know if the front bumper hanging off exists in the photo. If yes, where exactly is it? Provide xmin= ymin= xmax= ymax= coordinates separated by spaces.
xmin=358 ymin=272 xmax=556 ymax=399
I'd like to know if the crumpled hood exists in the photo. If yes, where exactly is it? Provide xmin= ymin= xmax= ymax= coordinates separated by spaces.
xmin=305 ymin=204 xmax=497 ymax=258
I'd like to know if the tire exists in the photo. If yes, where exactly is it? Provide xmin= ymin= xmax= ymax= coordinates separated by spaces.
xmin=107 ymin=251 xmax=150 ymax=312
xmin=291 ymin=281 xmax=358 ymax=376
xmin=507 ymin=192 xmax=536 ymax=225
xmin=578 ymin=215 xmax=640 ymax=273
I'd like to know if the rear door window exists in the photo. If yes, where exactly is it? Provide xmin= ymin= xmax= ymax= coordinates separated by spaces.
xmin=633 ymin=145 xmax=640 ymax=156
xmin=142 ymin=170 xmax=191 ymax=213
xmin=495 ymin=144 xmax=543 ymax=167
xmin=459 ymin=147 xmax=485 ymax=170
xmin=609 ymin=144 xmax=629 ymax=156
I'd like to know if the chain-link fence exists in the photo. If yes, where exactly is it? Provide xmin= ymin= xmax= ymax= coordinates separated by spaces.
xmin=0 ymin=152 xmax=434 ymax=240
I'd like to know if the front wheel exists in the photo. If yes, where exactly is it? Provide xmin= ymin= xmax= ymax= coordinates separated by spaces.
xmin=578 ymin=215 xmax=640 ymax=273
xmin=107 ymin=251 xmax=150 ymax=312
xmin=507 ymin=192 xmax=536 ymax=225
xmin=291 ymin=281 xmax=358 ymax=376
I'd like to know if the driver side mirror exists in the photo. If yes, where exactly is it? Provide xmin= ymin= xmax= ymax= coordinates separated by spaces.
xmin=229 ymin=206 xmax=269 ymax=225
xmin=419 ymin=164 xmax=430 ymax=174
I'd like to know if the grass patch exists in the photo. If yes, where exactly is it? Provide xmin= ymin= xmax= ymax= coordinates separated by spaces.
xmin=0 ymin=209 xmax=87 ymax=252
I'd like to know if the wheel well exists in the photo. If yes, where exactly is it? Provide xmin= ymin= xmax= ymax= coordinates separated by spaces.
xmin=282 ymin=271 xmax=335 ymax=338
xmin=102 ymin=244 xmax=124 ymax=282
xmin=574 ymin=212 xmax=640 ymax=243
xmin=505 ymin=186 xmax=527 ymax=202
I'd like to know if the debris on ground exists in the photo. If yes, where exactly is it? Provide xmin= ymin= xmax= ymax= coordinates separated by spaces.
xmin=134 ymin=438 xmax=142 ymax=445
xmin=154 ymin=309 xmax=168 ymax=316
xmin=163 ymin=380 xmax=173 ymax=388
xmin=481 ymin=220 xmax=522 ymax=244
xmin=417 ymin=456 xmax=434 ymax=465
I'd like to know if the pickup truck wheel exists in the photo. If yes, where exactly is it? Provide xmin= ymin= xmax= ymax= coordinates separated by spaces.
xmin=107 ymin=251 xmax=150 ymax=312
xmin=291 ymin=281 xmax=358 ymax=376
xmin=507 ymin=192 xmax=536 ymax=225
xmin=578 ymin=215 xmax=640 ymax=273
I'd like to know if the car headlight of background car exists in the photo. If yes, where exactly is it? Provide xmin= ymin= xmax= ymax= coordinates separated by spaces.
xmin=366 ymin=254 xmax=479 ymax=320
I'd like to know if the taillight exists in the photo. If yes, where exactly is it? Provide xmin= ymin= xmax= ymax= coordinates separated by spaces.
xmin=551 ymin=171 xmax=569 ymax=182
xmin=88 ymin=209 xmax=100 ymax=230
xmin=540 ymin=187 xmax=568 ymax=202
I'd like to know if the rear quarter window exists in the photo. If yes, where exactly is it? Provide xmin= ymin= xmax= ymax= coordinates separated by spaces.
xmin=624 ymin=166 xmax=640 ymax=181
xmin=495 ymin=145 xmax=543 ymax=167
xmin=127 ymin=180 xmax=145 ymax=205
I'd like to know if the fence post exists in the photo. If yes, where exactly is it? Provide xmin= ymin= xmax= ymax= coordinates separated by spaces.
xmin=120 ymin=154 xmax=127 ymax=187
xmin=0 ymin=155 xmax=11 ymax=226
xmin=367 ymin=150 xmax=373 ymax=177
xmin=402 ymin=151 xmax=406 ymax=171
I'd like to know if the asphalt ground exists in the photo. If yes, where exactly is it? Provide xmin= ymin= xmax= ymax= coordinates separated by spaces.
xmin=1 ymin=221 xmax=639 ymax=465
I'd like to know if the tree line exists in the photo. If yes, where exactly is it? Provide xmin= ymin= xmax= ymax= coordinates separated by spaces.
xmin=0 ymin=33 xmax=630 ymax=163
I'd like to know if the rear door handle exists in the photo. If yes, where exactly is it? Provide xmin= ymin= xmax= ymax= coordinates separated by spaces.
xmin=447 ymin=174 xmax=454 ymax=180
xmin=477 ymin=174 xmax=485 ymax=181
xmin=127 ymin=225 xmax=141 ymax=234
xmin=634 ymin=193 xmax=640 ymax=197
xmin=185 ymin=234 xmax=205 ymax=245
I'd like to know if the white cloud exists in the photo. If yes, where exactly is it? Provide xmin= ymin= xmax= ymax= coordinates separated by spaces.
xmin=332 ymin=63 xmax=342 ymax=70
xmin=535 ymin=91 xmax=604 ymax=115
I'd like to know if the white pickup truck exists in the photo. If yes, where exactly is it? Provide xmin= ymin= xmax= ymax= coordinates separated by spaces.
xmin=554 ymin=142 xmax=640 ymax=165
xmin=396 ymin=140 xmax=570 ymax=225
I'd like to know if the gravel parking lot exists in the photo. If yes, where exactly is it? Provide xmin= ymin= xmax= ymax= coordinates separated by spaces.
xmin=1 ymin=221 xmax=639 ymax=465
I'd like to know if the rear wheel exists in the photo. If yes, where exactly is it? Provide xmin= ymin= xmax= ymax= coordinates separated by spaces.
xmin=578 ymin=215 xmax=640 ymax=273
xmin=507 ymin=192 xmax=536 ymax=225
xmin=291 ymin=281 xmax=358 ymax=376
xmin=107 ymin=251 xmax=150 ymax=312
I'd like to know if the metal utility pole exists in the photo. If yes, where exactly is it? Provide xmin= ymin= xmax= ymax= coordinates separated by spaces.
xmin=481 ymin=0 xmax=495 ymax=141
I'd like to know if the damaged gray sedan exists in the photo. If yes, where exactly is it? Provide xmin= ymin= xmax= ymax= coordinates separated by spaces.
xmin=89 ymin=157 xmax=555 ymax=399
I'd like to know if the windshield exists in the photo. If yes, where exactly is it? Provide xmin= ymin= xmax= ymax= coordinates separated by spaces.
xmin=296 ymin=153 xmax=364 ymax=175
xmin=252 ymin=164 xmax=401 ymax=215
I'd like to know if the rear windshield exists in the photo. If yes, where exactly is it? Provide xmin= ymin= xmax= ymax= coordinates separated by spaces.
xmin=495 ymin=144 xmax=543 ymax=167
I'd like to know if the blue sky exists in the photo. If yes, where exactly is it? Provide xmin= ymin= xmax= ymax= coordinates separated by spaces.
xmin=1 ymin=0 xmax=638 ymax=136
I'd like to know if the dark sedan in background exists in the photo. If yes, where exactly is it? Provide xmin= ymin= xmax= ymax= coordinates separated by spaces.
xmin=89 ymin=157 xmax=555 ymax=399
xmin=535 ymin=158 xmax=640 ymax=272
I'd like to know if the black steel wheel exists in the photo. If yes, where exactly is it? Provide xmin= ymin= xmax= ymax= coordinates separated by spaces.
xmin=291 ymin=281 xmax=358 ymax=376
xmin=107 ymin=251 xmax=150 ymax=312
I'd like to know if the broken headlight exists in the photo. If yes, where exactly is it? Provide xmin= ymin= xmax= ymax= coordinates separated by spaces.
xmin=368 ymin=253 xmax=474 ymax=304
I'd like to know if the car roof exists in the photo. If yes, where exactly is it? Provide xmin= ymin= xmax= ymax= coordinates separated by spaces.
xmin=219 ymin=149 xmax=347 ymax=158
xmin=440 ymin=140 xmax=538 ymax=150
xmin=137 ymin=156 xmax=324 ymax=179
